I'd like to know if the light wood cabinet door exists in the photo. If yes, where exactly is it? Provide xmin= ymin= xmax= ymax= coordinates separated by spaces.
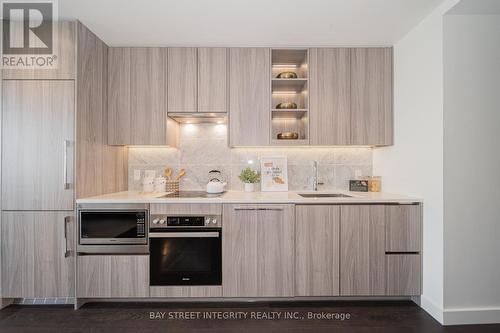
xmin=222 ymin=204 xmax=294 ymax=297
xmin=295 ymin=205 xmax=340 ymax=296
xmin=77 ymin=255 xmax=149 ymax=298
xmin=309 ymin=48 xmax=351 ymax=145
xmin=108 ymin=47 xmax=168 ymax=145
xmin=198 ymin=48 xmax=228 ymax=113
xmin=2 ymin=21 xmax=76 ymax=80
xmin=350 ymin=48 xmax=393 ymax=145
xmin=2 ymin=80 xmax=74 ymax=210
xmin=386 ymin=254 xmax=421 ymax=295
xmin=167 ymin=47 xmax=198 ymax=113
xmin=1 ymin=211 xmax=74 ymax=297
xmin=386 ymin=205 xmax=422 ymax=252
xmin=340 ymin=205 xmax=386 ymax=296
xmin=229 ymin=48 xmax=270 ymax=146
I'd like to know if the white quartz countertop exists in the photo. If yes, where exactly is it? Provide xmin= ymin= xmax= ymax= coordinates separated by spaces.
xmin=76 ymin=190 xmax=422 ymax=205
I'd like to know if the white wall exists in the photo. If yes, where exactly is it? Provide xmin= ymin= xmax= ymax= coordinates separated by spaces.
xmin=443 ymin=14 xmax=500 ymax=325
xmin=372 ymin=0 xmax=460 ymax=324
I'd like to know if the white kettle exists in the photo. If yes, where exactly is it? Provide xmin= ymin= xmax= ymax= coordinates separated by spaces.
xmin=206 ymin=170 xmax=226 ymax=194
xmin=206 ymin=180 xmax=227 ymax=194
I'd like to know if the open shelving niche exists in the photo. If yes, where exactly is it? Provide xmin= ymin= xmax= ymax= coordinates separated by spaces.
xmin=270 ymin=49 xmax=309 ymax=145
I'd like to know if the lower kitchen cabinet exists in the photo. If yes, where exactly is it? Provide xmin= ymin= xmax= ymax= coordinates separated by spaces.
xmin=1 ymin=211 xmax=74 ymax=297
xmin=295 ymin=205 xmax=340 ymax=296
xmin=222 ymin=204 xmax=295 ymax=297
xmin=77 ymin=255 xmax=149 ymax=298
xmin=340 ymin=205 xmax=386 ymax=296
xmin=386 ymin=254 xmax=421 ymax=296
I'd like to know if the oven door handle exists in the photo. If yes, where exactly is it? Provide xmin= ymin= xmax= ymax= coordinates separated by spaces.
xmin=149 ymin=232 xmax=220 ymax=238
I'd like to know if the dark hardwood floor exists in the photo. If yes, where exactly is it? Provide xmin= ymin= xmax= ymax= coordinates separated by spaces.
xmin=0 ymin=301 xmax=498 ymax=333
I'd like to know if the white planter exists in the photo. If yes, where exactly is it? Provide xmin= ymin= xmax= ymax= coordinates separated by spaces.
xmin=244 ymin=183 xmax=255 ymax=192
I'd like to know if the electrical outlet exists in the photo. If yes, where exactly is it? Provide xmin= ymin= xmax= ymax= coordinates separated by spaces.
xmin=133 ymin=170 xmax=141 ymax=181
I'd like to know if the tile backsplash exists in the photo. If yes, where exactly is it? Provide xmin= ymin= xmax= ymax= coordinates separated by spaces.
xmin=128 ymin=124 xmax=373 ymax=191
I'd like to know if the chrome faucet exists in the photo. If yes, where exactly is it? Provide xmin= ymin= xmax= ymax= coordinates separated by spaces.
xmin=312 ymin=161 xmax=324 ymax=191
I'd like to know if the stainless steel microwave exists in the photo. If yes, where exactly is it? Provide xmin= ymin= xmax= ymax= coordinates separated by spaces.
xmin=77 ymin=203 xmax=148 ymax=254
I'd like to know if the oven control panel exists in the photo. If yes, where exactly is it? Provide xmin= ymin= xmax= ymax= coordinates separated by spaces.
xmin=150 ymin=215 xmax=222 ymax=228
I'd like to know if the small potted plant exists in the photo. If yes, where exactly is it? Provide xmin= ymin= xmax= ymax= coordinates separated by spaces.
xmin=238 ymin=167 xmax=260 ymax=192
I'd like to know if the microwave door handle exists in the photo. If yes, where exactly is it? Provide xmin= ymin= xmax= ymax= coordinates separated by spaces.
xmin=149 ymin=232 xmax=219 ymax=238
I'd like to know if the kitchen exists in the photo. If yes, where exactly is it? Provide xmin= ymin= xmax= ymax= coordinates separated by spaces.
xmin=1 ymin=0 xmax=499 ymax=332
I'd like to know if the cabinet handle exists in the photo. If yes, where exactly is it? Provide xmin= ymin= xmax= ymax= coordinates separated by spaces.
xmin=234 ymin=207 xmax=284 ymax=211
xmin=64 ymin=216 xmax=71 ymax=257
xmin=63 ymin=140 xmax=70 ymax=190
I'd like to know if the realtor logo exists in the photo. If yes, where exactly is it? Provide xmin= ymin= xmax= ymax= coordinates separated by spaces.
xmin=1 ymin=0 xmax=58 ymax=69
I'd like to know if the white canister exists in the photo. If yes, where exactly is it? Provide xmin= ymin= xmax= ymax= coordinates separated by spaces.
xmin=142 ymin=177 xmax=155 ymax=192
xmin=154 ymin=177 xmax=167 ymax=192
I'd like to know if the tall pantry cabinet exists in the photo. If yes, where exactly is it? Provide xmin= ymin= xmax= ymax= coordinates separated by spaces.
xmin=0 ymin=22 xmax=128 ymax=303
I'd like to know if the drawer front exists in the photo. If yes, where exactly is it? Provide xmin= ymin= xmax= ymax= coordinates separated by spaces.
xmin=386 ymin=254 xmax=421 ymax=295
xmin=150 ymin=203 xmax=222 ymax=215
xmin=385 ymin=205 xmax=422 ymax=252
xmin=150 ymin=286 xmax=222 ymax=297
xmin=77 ymin=255 xmax=149 ymax=298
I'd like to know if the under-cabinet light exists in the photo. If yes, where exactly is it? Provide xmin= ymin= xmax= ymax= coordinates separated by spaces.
xmin=273 ymin=64 xmax=297 ymax=68
xmin=272 ymin=91 xmax=297 ymax=95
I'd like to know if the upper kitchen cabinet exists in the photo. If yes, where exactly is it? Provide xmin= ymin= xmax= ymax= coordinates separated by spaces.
xmin=167 ymin=48 xmax=198 ymax=113
xmin=167 ymin=47 xmax=228 ymax=113
xmin=229 ymin=48 xmax=270 ymax=146
xmin=1 ymin=80 xmax=74 ymax=210
xmin=108 ymin=48 xmax=177 ymax=146
xmin=350 ymin=48 xmax=393 ymax=146
xmin=2 ymin=21 xmax=76 ymax=80
xmin=309 ymin=48 xmax=351 ymax=145
xmin=198 ymin=48 xmax=228 ymax=113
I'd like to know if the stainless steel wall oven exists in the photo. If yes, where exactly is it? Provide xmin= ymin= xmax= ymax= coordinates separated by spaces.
xmin=149 ymin=215 xmax=222 ymax=286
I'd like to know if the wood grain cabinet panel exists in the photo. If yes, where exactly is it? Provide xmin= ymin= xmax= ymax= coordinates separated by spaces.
xmin=198 ymin=48 xmax=228 ymax=112
xmin=295 ymin=205 xmax=340 ymax=296
xmin=108 ymin=47 xmax=172 ymax=145
xmin=167 ymin=47 xmax=198 ymax=113
xmin=150 ymin=286 xmax=222 ymax=298
xmin=1 ymin=80 xmax=74 ymax=210
xmin=350 ymin=48 xmax=393 ymax=146
xmin=386 ymin=205 xmax=422 ymax=252
xmin=1 ymin=212 xmax=74 ymax=297
xmin=75 ymin=22 xmax=128 ymax=198
xmin=386 ymin=254 xmax=421 ymax=295
xmin=2 ymin=21 xmax=76 ymax=80
xmin=77 ymin=255 xmax=149 ymax=298
xmin=222 ymin=204 xmax=294 ymax=297
xmin=229 ymin=48 xmax=270 ymax=146
xmin=340 ymin=205 xmax=386 ymax=296
xmin=309 ymin=48 xmax=351 ymax=145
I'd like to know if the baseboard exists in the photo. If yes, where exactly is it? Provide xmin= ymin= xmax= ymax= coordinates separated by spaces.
xmin=443 ymin=307 xmax=500 ymax=325
xmin=420 ymin=295 xmax=444 ymax=324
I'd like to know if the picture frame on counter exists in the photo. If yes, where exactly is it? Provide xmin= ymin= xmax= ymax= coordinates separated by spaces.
xmin=260 ymin=156 xmax=288 ymax=191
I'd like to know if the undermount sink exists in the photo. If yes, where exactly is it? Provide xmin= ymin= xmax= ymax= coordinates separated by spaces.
xmin=298 ymin=193 xmax=352 ymax=198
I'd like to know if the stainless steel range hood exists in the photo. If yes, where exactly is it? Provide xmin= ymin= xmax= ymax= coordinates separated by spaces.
xmin=168 ymin=113 xmax=227 ymax=124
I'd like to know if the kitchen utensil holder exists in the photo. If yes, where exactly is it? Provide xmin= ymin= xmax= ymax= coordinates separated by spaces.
xmin=165 ymin=180 xmax=180 ymax=193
